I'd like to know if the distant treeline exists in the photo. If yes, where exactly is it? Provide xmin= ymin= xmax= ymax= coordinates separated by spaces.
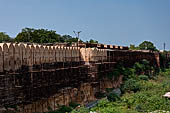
xmin=0 ymin=28 xmax=98 ymax=44
xmin=1 ymin=28 xmax=160 ymax=52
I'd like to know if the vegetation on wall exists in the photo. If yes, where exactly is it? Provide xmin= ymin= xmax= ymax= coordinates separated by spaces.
xmin=66 ymin=67 xmax=170 ymax=113
xmin=103 ymin=59 xmax=155 ymax=81
xmin=71 ymin=57 xmax=170 ymax=113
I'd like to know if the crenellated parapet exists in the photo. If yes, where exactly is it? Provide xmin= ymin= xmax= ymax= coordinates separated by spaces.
xmin=0 ymin=43 xmax=108 ymax=73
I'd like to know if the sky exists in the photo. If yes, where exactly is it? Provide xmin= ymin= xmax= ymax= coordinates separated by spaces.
xmin=0 ymin=0 xmax=170 ymax=50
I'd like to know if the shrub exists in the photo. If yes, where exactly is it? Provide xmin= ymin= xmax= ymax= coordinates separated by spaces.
xmin=122 ymin=79 xmax=141 ymax=93
xmin=106 ymin=88 xmax=114 ymax=93
xmin=106 ymin=62 xmax=125 ymax=80
xmin=112 ymin=69 xmax=121 ymax=80
xmin=123 ymin=68 xmax=135 ymax=76
xmin=106 ymin=69 xmax=121 ymax=80
xmin=54 ymin=105 xmax=72 ymax=113
xmin=69 ymin=102 xmax=80 ymax=109
xmin=138 ymin=75 xmax=149 ymax=81
xmin=106 ymin=71 xmax=115 ymax=79
xmin=107 ymin=93 xmax=120 ymax=102
xmin=133 ymin=62 xmax=145 ymax=75
xmin=123 ymin=68 xmax=136 ymax=80
xmin=95 ymin=92 xmax=106 ymax=99
xmin=135 ymin=104 xmax=143 ymax=112
xmin=71 ymin=107 xmax=89 ymax=113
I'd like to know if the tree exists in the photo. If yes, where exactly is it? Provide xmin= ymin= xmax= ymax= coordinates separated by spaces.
xmin=15 ymin=28 xmax=35 ymax=42
xmin=87 ymin=39 xmax=98 ymax=43
xmin=62 ymin=35 xmax=79 ymax=43
xmin=62 ymin=35 xmax=73 ymax=42
xmin=15 ymin=28 xmax=83 ymax=44
xmin=15 ymin=28 xmax=62 ymax=43
xmin=129 ymin=41 xmax=158 ymax=51
xmin=0 ymin=32 xmax=13 ymax=43
xmin=138 ymin=41 xmax=157 ymax=51
xmin=129 ymin=44 xmax=138 ymax=50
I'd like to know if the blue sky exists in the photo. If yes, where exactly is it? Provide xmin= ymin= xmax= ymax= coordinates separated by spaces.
xmin=0 ymin=0 xmax=170 ymax=50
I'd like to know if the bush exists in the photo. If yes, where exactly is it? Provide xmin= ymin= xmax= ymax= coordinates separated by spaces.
xmin=135 ymin=104 xmax=143 ymax=112
xmin=54 ymin=105 xmax=72 ymax=113
xmin=122 ymin=79 xmax=141 ymax=93
xmin=106 ymin=88 xmax=114 ymax=93
xmin=106 ymin=62 xmax=125 ymax=80
xmin=107 ymin=93 xmax=120 ymax=102
xmin=123 ymin=68 xmax=135 ymax=77
xmin=106 ymin=69 xmax=121 ymax=80
xmin=95 ymin=92 xmax=106 ymax=99
xmin=138 ymin=75 xmax=149 ymax=81
xmin=160 ymin=69 xmax=170 ymax=77
xmin=133 ymin=62 xmax=145 ymax=75
xmin=123 ymin=68 xmax=136 ymax=80
xmin=69 ymin=102 xmax=80 ymax=109
xmin=71 ymin=107 xmax=89 ymax=113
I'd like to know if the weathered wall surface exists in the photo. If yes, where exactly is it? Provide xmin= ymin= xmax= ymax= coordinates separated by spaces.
xmin=109 ymin=50 xmax=160 ymax=67
xmin=0 ymin=43 xmax=160 ymax=113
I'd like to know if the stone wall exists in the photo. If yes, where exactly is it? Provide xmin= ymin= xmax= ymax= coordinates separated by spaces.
xmin=0 ymin=43 xmax=160 ymax=113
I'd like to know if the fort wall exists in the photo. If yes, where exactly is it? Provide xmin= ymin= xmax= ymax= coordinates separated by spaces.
xmin=0 ymin=43 xmax=160 ymax=113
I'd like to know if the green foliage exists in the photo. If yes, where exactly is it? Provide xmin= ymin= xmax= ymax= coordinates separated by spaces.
xmin=138 ymin=75 xmax=149 ymax=81
xmin=87 ymin=39 xmax=98 ymax=43
xmin=63 ymin=35 xmax=83 ymax=45
xmin=129 ymin=44 xmax=139 ymax=50
xmin=47 ymin=106 xmax=53 ymax=112
xmin=132 ymin=59 xmax=152 ymax=75
xmin=109 ymin=69 xmax=121 ymax=80
xmin=138 ymin=41 xmax=157 ymax=51
xmin=133 ymin=62 xmax=145 ymax=75
xmin=69 ymin=102 xmax=80 ymax=109
xmin=121 ymin=79 xmax=141 ymax=93
xmin=105 ymin=88 xmax=114 ymax=93
xmin=91 ymin=69 xmax=170 ymax=113
xmin=106 ymin=71 xmax=116 ymax=79
xmin=141 ymin=59 xmax=150 ymax=65
xmin=135 ymin=104 xmax=143 ymax=112
xmin=129 ymin=41 xmax=158 ymax=51
xmin=15 ymin=28 xmax=81 ymax=43
xmin=47 ymin=105 xmax=72 ymax=113
xmin=122 ymin=68 xmax=136 ymax=80
xmin=91 ymin=99 xmax=135 ymax=113
xmin=71 ymin=107 xmax=89 ymax=113
xmin=105 ymin=69 xmax=122 ymax=80
xmin=107 ymin=93 xmax=120 ymax=102
xmin=160 ymin=52 xmax=169 ymax=70
xmin=160 ymin=69 xmax=170 ymax=77
xmin=95 ymin=91 xmax=106 ymax=99
xmin=106 ymin=59 xmax=152 ymax=81
xmin=123 ymin=68 xmax=135 ymax=77
xmin=0 ymin=32 xmax=13 ymax=42
xmin=15 ymin=28 xmax=59 ymax=43
xmin=106 ymin=62 xmax=125 ymax=80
